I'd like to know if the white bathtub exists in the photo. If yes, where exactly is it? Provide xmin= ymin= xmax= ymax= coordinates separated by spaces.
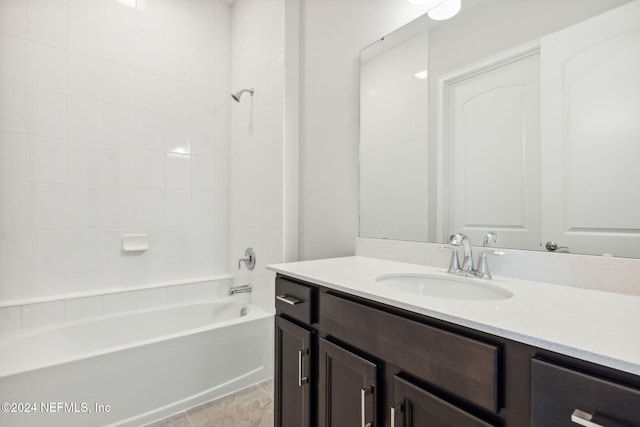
xmin=0 ymin=300 xmax=274 ymax=427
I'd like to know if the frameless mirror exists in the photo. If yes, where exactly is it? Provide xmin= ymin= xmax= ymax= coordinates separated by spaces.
xmin=359 ymin=0 xmax=640 ymax=258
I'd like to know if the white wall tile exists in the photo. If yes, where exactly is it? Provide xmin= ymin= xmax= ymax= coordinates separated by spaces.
xmin=165 ymin=40 xmax=191 ymax=82
xmin=26 ymin=42 xmax=67 ymax=93
xmin=191 ymin=191 xmax=214 ymax=227
xmin=105 ymin=22 xmax=136 ymax=67
xmin=164 ymin=227 xmax=191 ymax=263
xmin=0 ymin=229 xmax=27 ymax=280
xmin=22 ymin=301 xmax=65 ymax=328
xmin=27 ymin=0 xmax=67 ymax=49
xmin=166 ymin=190 xmax=191 ymax=226
xmin=25 ymin=135 xmax=67 ymax=183
xmin=137 ymin=70 xmax=165 ymax=113
xmin=103 ymin=291 xmax=137 ymax=314
xmin=165 ymin=78 xmax=191 ymax=117
xmin=104 ymin=62 xmax=136 ymax=107
xmin=25 ymin=183 xmax=67 ymax=228
xmin=0 ymin=35 xmax=26 ymax=85
xmin=23 ymin=274 xmax=66 ymax=298
xmin=0 ymin=83 xmax=25 ymax=134
xmin=166 ymin=283 xmax=194 ymax=303
xmin=68 ymin=53 xmax=103 ymax=100
xmin=192 ymin=156 xmax=214 ymax=191
xmin=164 ymin=1 xmax=192 ymax=45
xmin=26 ymin=229 xmax=67 ymax=276
xmin=68 ymin=8 xmax=105 ymax=58
xmin=190 ymin=85 xmax=215 ymax=122
xmin=0 ymin=0 xmax=27 ymax=39
xmin=164 ymin=115 xmax=191 ymax=154
xmin=137 ymin=31 xmax=165 ymax=75
xmin=69 ymin=0 xmax=105 ymax=17
xmin=67 ymin=140 xmax=103 ymax=185
xmin=0 ymin=182 xmax=26 ymax=228
xmin=136 ymin=150 xmax=165 ymax=188
xmin=137 ymin=0 xmax=166 ymax=37
xmin=136 ymin=287 xmax=167 ymax=308
xmin=101 ymin=187 xmax=136 ymax=227
xmin=68 ymin=97 xmax=103 ymax=143
xmin=191 ymin=49 xmax=216 ymax=88
xmin=102 ymin=145 xmax=136 ymax=187
xmin=166 ymin=153 xmax=191 ymax=190
xmin=66 ymin=229 xmax=102 ymax=271
xmin=67 ymin=185 xmax=102 ymax=227
xmin=65 ymin=296 xmax=103 ymax=320
xmin=105 ymin=0 xmax=137 ymax=27
xmin=104 ymin=104 xmax=136 ymax=147
xmin=136 ymin=189 xmax=165 ymax=226
xmin=0 ymin=306 xmax=21 ymax=331
xmin=25 ymin=88 xmax=66 ymax=138
xmin=191 ymin=120 xmax=215 ymax=157
xmin=0 ymin=132 xmax=26 ymax=181
xmin=137 ymin=110 xmax=166 ymax=151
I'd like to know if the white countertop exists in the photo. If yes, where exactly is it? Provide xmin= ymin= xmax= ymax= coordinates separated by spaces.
xmin=267 ymin=256 xmax=640 ymax=376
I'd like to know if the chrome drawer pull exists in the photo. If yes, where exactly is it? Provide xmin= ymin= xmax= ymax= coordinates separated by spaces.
xmin=276 ymin=294 xmax=302 ymax=305
xmin=297 ymin=350 xmax=308 ymax=387
xmin=571 ymin=409 xmax=604 ymax=427
xmin=390 ymin=404 xmax=403 ymax=427
xmin=361 ymin=386 xmax=373 ymax=427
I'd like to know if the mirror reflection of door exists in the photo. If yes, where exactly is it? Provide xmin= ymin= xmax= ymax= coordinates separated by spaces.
xmin=442 ymin=48 xmax=541 ymax=251
xmin=541 ymin=0 xmax=640 ymax=257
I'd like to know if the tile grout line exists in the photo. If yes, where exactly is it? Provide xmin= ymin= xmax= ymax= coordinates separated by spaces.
xmin=184 ymin=410 xmax=196 ymax=427
xmin=256 ymin=381 xmax=274 ymax=400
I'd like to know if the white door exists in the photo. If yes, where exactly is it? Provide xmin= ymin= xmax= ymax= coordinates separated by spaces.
xmin=442 ymin=49 xmax=541 ymax=250
xmin=540 ymin=0 xmax=640 ymax=257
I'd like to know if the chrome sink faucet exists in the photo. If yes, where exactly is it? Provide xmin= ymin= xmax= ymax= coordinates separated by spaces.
xmin=442 ymin=232 xmax=504 ymax=279
xmin=450 ymin=233 xmax=474 ymax=273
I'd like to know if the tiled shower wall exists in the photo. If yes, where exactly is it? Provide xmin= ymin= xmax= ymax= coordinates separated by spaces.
xmin=0 ymin=0 xmax=232 ymax=303
xmin=230 ymin=0 xmax=284 ymax=311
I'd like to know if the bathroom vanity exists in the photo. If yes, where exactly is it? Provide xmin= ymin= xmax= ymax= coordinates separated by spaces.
xmin=269 ymin=257 xmax=640 ymax=427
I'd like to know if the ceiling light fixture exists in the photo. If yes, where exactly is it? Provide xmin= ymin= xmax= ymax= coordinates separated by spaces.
xmin=427 ymin=0 xmax=461 ymax=20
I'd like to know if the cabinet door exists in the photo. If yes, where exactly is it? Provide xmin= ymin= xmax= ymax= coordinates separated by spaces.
xmin=318 ymin=338 xmax=378 ymax=427
xmin=275 ymin=317 xmax=312 ymax=427
xmin=391 ymin=376 xmax=496 ymax=427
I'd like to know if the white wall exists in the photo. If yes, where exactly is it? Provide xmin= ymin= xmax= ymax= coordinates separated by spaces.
xmin=299 ymin=0 xmax=431 ymax=260
xmin=0 ymin=0 xmax=232 ymax=303
xmin=230 ymin=0 xmax=285 ymax=310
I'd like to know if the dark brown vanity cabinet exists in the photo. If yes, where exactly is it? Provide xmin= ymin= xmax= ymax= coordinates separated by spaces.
xmin=274 ymin=274 xmax=640 ymax=427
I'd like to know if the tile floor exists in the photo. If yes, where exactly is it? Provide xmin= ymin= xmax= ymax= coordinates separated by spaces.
xmin=146 ymin=379 xmax=274 ymax=427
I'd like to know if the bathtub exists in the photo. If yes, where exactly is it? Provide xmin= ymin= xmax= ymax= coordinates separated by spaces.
xmin=0 ymin=300 xmax=274 ymax=427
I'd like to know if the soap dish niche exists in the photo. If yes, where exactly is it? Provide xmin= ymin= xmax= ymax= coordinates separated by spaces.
xmin=122 ymin=234 xmax=149 ymax=253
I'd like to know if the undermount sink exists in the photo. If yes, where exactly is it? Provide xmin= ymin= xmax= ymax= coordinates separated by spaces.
xmin=374 ymin=273 xmax=513 ymax=301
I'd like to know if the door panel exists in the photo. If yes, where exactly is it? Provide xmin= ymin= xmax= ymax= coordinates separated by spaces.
xmin=318 ymin=338 xmax=378 ymax=427
xmin=275 ymin=317 xmax=312 ymax=427
xmin=444 ymin=49 xmax=541 ymax=250
xmin=541 ymin=1 xmax=640 ymax=257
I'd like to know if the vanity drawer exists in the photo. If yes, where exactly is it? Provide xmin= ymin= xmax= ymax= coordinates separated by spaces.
xmin=531 ymin=359 xmax=640 ymax=427
xmin=319 ymin=292 xmax=499 ymax=412
xmin=275 ymin=277 xmax=314 ymax=324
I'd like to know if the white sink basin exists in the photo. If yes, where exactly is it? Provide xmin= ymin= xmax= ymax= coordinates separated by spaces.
xmin=375 ymin=273 xmax=513 ymax=301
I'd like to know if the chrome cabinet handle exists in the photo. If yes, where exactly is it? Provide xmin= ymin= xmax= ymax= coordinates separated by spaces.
xmin=391 ymin=404 xmax=402 ymax=427
xmin=361 ymin=386 xmax=373 ymax=427
xmin=571 ymin=409 xmax=604 ymax=427
xmin=297 ymin=350 xmax=308 ymax=387
xmin=276 ymin=294 xmax=302 ymax=305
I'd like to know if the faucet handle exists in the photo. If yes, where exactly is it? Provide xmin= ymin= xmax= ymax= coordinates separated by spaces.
xmin=483 ymin=232 xmax=498 ymax=247
xmin=475 ymin=250 xmax=505 ymax=279
xmin=439 ymin=245 xmax=461 ymax=274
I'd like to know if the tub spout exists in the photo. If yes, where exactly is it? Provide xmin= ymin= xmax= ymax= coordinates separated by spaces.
xmin=229 ymin=284 xmax=252 ymax=296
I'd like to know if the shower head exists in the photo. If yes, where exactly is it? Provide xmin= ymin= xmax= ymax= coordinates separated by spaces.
xmin=231 ymin=88 xmax=255 ymax=102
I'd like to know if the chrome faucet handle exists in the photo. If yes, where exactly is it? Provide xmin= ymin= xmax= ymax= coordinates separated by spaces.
xmin=475 ymin=250 xmax=505 ymax=279
xmin=482 ymin=232 xmax=498 ymax=247
xmin=439 ymin=246 xmax=461 ymax=274
xmin=238 ymin=247 xmax=256 ymax=270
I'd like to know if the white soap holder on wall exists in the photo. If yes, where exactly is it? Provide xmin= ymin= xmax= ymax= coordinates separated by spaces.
xmin=122 ymin=234 xmax=149 ymax=253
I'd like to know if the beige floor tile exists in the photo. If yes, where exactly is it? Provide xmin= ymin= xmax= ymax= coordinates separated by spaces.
xmin=187 ymin=385 xmax=272 ymax=427
xmin=257 ymin=379 xmax=274 ymax=399
xmin=145 ymin=412 xmax=192 ymax=427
